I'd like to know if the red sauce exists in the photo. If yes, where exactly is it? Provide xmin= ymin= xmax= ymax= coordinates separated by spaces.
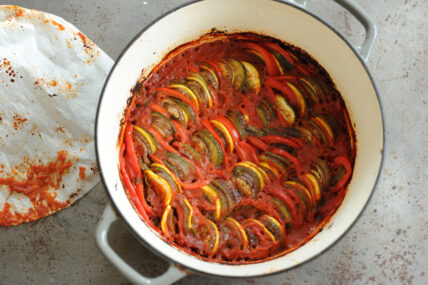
xmin=79 ymin=166 xmax=86 ymax=180
xmin=119 ymin=33 xmax=356 ymax=263
xmin=0 ymin=150 xmax=73 ymax=226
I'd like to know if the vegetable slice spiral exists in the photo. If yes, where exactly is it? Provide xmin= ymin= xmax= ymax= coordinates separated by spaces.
xmin=119 ymin=33 xmax=355 ymax=263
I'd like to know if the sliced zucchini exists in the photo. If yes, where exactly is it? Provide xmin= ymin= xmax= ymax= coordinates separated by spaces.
xmin=151 ymin=111 xmax=176 ymax=139
xmin=223 ymin=217 xmax=248 ymax=250
xmin=186 ymin=72 xmax=213 ymax=107
xmin=200 ymin=62 xmax=219 ymax=90
xmin=227 ymin=110 xmax=247 ymax=140
xmin=244 ymin=218 xmax=276 ymax=243
xmin=179 ymin=143 xmax=202 ymax=164
xmin=165 ymin=152 xmax=195 ymax=181
xmin=168 ymin=83 xmax=199 ymax=110
xmin=236 ymin=161 xmax=268 ymax=189
xmin=259 ymin=214 xmax=286 ymax=243
xmin=312 ymin=159 xmax=330 ymax=190
xmin=151 ymin=162 xmax=182 ymax=194
xmin=257 ymin=98 xmax=276 ymax=127
xmin=299 ymin=77 xmax=319 ymax=104
xmin=284 ymin=181 xmax=313 ymax=209
xmin=161 ymin=97 xmax=195 ymax=127
xmin=211 ymin=179 xmax=238 ymax=210
xmin=232 ymin=164 xmax=262 ymax=196
xmin=246 ymin=124 xmax=266 ymax=137
xmin=241 ymin=61 xmax=261 ymax=94
xmin=273 ymin=94 xmax=296 ymax=126
xmin=259 ymin=152 xmax=290 ymax=174
xmin=271 ymin=196 xmax=294 ymax=229
xmin=133 ymin=125 xmax=158 ymax=154
xmin=198 ymin=129 xmax=225 ymax=167
xmin=176 ymin=197 xmax=194 ymax=233
xmin=311 ymin=116 xmax=335 ymax=147
xmin=285 ymin=82 xmax=307 ymax=116
xmin=210 ymin=119 xmax=234 ymax=153
xmin=259 ymin=161 xmax=280 ymax=179
xmin=218 ymin=59 xmax=234 ymax=85
xmin=270 ymin=49 xmax=294 ymax=73
xmin=299 ymin=173 xmax=322 ymax=202
xmin=227 ymin=58 xmax=246 ymax=90
xmin=201 ymin=185 xmax=222 ymax=220
xmin=144 ymin=169 xmax=173 ymax=206
xmin=190 ymin=136 xmax=209 ymax=157
xmin=160 ymin=205 xmax=176 ymax=239
xmin=205 ymin=219 xmax=220 ymax=256
xmin=161 ymin=98 xmax=188 ymax=125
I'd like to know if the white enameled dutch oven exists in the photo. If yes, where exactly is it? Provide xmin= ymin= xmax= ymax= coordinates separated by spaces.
xmin=95 ymin=0 xmax=384 ymax=283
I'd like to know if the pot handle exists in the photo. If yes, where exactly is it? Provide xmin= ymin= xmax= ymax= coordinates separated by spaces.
xmin=287 ymin=0 xmax=377 ymax=62
xmin=95 ymin=204 xmax=187 ymax=285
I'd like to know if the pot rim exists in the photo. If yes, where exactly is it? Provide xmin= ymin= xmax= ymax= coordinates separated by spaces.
xmin=95 ymin=0 xmax=384 ymax=279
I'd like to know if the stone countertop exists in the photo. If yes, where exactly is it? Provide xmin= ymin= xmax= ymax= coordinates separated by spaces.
xmin=1 ymin=0 xmax=427 ymax=284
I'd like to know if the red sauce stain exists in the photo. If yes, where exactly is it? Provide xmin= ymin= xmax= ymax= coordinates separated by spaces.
xmin=77 ymin=32 xmax=87 ymax=46
xmin=0 ymin=150 xmax=73 ymax=226
xmin=56 ymin=127 xmax=64 ymax=133
xmin=43 ymin=19 xmax=65 ymax=31
xmin=50 ymin=80 xmax=57 ymax=87
xmin=66 ymin=82 xmax=72 ymax=89
xmin=5 ymin=6 xmax=24 ymax=18
xmin=79 ymin=166 xmax=86 ymax=180
xmin=0 ymin=58 xmax=18 ymax=80
xmin=12 ymin=113 xmax=27 ymax=130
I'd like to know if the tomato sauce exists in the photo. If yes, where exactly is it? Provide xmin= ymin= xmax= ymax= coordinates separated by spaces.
xmin=119 ymin=33 xmax=356 ymax=263
xmin=0 ymin=150 xmax=73 ymax=226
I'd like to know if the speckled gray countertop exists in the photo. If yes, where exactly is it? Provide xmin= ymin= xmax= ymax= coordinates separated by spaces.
xmin=1 ymin=0 xmax=427 ymax=284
